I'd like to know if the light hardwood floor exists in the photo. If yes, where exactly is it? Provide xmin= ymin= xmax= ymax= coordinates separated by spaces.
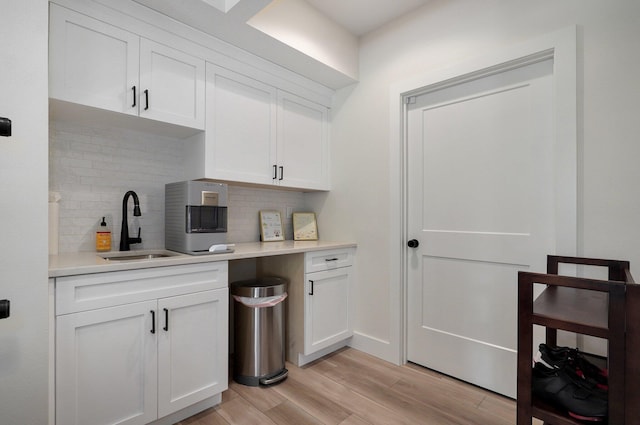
xmin=177 ymin=347 xmax=538 ymax=425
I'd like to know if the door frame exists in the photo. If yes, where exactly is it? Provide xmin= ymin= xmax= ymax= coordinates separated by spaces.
xmin=388 ymin=26 xmax=578 ymax=364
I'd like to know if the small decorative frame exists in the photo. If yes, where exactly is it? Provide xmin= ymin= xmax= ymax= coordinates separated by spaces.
xmin=259 ymin=210 xmax=284 ymax=242
xmin=293 ymin=212 xmax=319 ymax=241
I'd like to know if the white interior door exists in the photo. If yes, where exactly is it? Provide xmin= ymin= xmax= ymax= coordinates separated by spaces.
xmin=406 ymin=58 xmax=557 ymax=397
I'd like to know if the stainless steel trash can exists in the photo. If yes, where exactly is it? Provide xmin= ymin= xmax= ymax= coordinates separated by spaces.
xmin=231 ymin=277 xmax=288 ymax=386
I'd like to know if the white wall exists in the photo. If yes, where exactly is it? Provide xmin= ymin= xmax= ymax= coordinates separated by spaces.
xmin=0 ymin=1 xmax=50 ymax=424
xmin=248 ymin=0 xmax=359 ymax=81
xmin=309 ymin=0 xmax=640 ymax=362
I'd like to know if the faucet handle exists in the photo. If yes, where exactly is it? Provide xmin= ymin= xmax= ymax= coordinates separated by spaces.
xmin=130 ymin=227 xmax=142 ymax=244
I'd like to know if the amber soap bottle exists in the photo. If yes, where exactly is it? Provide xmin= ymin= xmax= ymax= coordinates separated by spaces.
xmin=96 ymin=217 xmax=112 ymax=252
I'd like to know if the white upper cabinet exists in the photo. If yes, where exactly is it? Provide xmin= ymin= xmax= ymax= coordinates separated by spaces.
xmin=49 ymin=4 xmax=205 ymax=130
xmin=202 ymin=63 xmax=330 ymax=191
xmin=49 ymin=5 xmax=140 ymax=115
xmin=139 ymin=39 xmax=205 ymax=129
xmin=205 ymin=64 xmax=278 ymax=186
xmin=277 ymin=91 xmax=329 ymax=190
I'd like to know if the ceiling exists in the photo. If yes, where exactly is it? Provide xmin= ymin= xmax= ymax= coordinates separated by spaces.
xmin=304 ymin=0 xmax=430 ymax=36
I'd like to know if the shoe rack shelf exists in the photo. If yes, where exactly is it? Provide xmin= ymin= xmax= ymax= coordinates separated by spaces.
xmin=516 ymin=255 xmax=638 ymax=425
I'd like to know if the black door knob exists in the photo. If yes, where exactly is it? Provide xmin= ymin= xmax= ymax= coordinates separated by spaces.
xmin=407 ymin=239 xmax=419 ymax=248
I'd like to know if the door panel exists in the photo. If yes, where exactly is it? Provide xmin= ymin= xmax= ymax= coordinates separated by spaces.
xmin=407 ymin=58 xmax=555 ymax=397
xmin=49 ymin=5 xmax=139 ymax=115
xmin=278 ymin=91 xmax=329 ymax=190
xmin=139 ymin=39 xmax=205 ymax=129
xmin=157 ymin=289 xmax=228 ymax=417
xmin=305 ymin=268 xmax=351 ymax=354
xmin=56 ymin=301 xmax=157 ymax=425
xmin=205 ymin=64 xmax=277 ymax=185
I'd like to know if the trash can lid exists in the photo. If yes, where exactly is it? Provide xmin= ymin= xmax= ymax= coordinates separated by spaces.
xmin=230 ymin=277 xmax=287 ymax=298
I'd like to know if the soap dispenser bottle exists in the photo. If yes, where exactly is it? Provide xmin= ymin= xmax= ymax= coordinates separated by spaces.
xmin=96 ymin=217 xmax=112 ymax=252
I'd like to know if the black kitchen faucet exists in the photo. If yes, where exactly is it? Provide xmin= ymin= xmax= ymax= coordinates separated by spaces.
xmin=120 ymin=190 xmax=142 ymax=251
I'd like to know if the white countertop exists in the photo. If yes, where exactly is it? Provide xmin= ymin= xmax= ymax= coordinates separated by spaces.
xmin=49 ymin=240 xmax=357 ymax=278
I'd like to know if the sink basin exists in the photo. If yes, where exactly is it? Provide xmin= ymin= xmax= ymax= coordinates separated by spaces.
xmin=99 ymin=250 xmax=181 ymax=262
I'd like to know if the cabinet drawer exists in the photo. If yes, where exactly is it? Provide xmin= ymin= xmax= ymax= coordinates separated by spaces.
xmin=56 ymin=262 xmax=228 ymax=315
xmin=305 ymin=248 xmax=353 ymax=273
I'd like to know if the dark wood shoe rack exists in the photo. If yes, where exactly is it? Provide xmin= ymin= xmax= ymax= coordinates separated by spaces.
xmin=517 ymin=255 xmax=639 ymax=425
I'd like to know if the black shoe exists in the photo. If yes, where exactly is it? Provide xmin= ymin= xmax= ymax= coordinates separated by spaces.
xmin=532 ymin=361 xmax=608 ymax=421
xmin=538 ymin=343 xmax=608 ymax=390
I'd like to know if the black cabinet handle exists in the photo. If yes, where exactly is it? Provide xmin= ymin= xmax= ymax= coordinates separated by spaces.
xmin=325 ymin=258 xmax=339 ymax=262
xmin=144 ymin=89 xmax=149 ymax=110
xmin=408 ymin=239 xmax=420 ymax=248
xmin=273 ymin=164 xmax=278 ymax=180
xmin=279 ymin=166 xmax=284 ymax=181
xmin=150 ymin=310 xmax=156 ymax=334
xmin=308 ymin=280 xmax=314 ymax=296
xmin=132 ymin=86 xmax=137 ymax=108
xmin=163 ymin=308 xmax=169 ymax=332
xmin=0 ymin=299 xmax=10 ymax=320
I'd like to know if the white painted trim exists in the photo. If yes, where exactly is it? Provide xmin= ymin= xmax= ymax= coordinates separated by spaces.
xmin=298 ymin=339 xmax=351 ymax=366
xmin=349 ymin=331 xmax=399 ymax=365
xmin=389 ymin=26 xmax=578 ymax=365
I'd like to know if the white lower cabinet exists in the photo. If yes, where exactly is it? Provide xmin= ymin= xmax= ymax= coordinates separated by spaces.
xmin=157 ymin=290 xmax=227 ymax=418
xmin=304 ymin=267 xmax=351 ymax=355
xmin=55 ymin=262 xmax=228 ymax=425
xmin=56 ymin=300 xmax=159 ymax=425
xmin=258 ymin=248 xmax=354 ymax=366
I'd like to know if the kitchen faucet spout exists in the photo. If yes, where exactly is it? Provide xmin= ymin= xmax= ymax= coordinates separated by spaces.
xmin=120 ymin=190 xmax=142 ymax=251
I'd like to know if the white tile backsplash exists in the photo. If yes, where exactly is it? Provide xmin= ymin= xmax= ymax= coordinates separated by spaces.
xmin=49 ymin=120 xmax=308 ymax=253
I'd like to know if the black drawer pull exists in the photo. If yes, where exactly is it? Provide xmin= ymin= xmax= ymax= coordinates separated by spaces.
xmin=325 ymin=258 xmax=339 ymax=262
xmin=163 ymin=308 xmax=169 ymax=332
xmin=309 ymin=280 xmax=314 ymax=296
xmin=132 ymin=86 xmax=137 ymax=108
xmin=150 ymin=310 xmax=156 ymax=334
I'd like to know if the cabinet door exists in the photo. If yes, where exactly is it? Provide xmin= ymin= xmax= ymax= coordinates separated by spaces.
xmin=205 ymin=64 xmax=277 ymax=185
xmin=139 ymin=39 xmax=205 ymax=129
xmin=157 ymin=288 xmax=228 ymax=417
xmin=277 ymin=91 xmax=330 ymax=190
xmin=49 ymin=4 xmax=139 ymax=115
xmin=305 ymin=268 xmax=352 ymax=355
xmin=56 ymin=301 xmax=158 ymax=425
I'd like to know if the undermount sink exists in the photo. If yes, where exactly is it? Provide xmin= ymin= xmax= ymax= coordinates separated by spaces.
xmin=99 ymin=250 xmax=181 ymax=262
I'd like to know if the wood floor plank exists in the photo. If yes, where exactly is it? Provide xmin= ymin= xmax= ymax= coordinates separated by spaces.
xmin=228 ymin=379 xmax=286 ymax=412
xmin=264 ymin=400 xmax=325 ymax=425
xmin=176 ymin=348 xmax=523 ymax=425
xmin=338 ymin=414 xmax=373 ymax=425
xmin=309 ymin=353 xmax=466 ymax=424
xmin=285 ymin=362 xmax=414 ymax=425
xmin=215 ymin=396 xmax=278 ymax=425
xmin=270 ymin=368 xmax=352 ymax=425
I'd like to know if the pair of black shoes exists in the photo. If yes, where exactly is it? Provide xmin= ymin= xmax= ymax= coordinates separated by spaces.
xmin=532 ymin=344 xmax=608 ymax=422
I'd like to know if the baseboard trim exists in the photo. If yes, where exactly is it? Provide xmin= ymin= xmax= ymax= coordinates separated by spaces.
xmin=349 ymin=331 xmax=400 ymax=365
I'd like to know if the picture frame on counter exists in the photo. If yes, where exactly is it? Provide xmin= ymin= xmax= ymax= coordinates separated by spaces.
xmin=293 ymin=212 xmax=318 ymax=241
xmin=259 ymin=210 xmax=284 ymax=242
